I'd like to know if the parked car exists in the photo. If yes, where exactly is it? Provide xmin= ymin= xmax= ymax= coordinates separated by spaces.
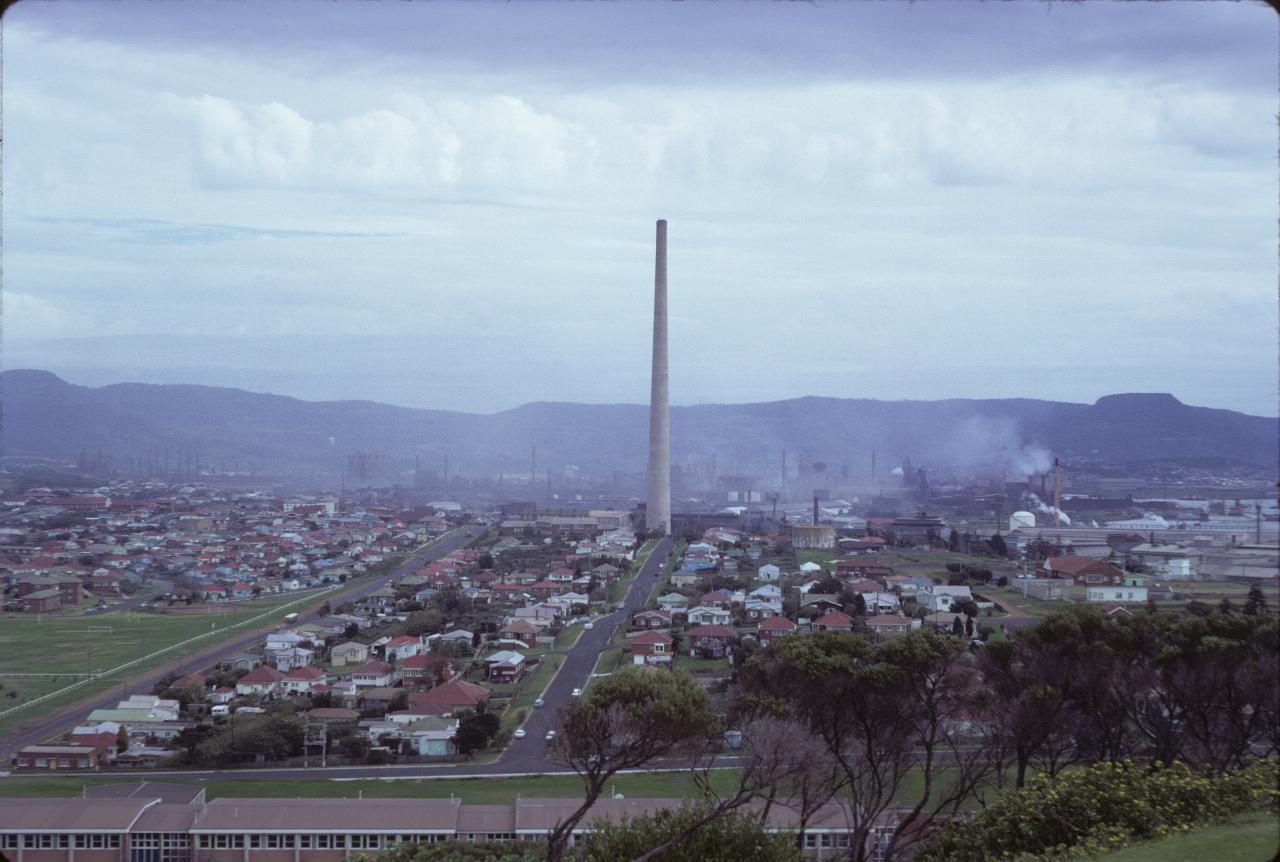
xmin=514 ymin=728 xmax=526 ymax=739
xmin=571 ymin=688 xmax=582 ymax=697
xmin=584 ymin=622 xmax=594 ymax=630
xmin=545 ymin=730 xmax=556 ymax=741
xmin=533 ymin=698 xmax=545 ymax=708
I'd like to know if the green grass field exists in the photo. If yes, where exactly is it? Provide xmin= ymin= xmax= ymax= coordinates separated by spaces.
xmin=0 ymin=768 xmax=744 ymax=803
xmin=0 ymin=591 xmax=337 ymax=740
xmin=1086 ymin=810 xmax=1280 ymax=862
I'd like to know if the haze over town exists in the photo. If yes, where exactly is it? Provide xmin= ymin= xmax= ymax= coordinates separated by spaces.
xmin=3 ymin=1 xmax=1276 ymax=415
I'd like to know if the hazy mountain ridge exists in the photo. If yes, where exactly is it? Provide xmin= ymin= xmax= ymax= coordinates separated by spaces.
xmin=1 ymin=369 xmax=1275 ymax=477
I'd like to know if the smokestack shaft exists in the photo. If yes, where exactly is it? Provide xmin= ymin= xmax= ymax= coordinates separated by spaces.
xmin=1053 ymin=457 xmax=1062 ymax=529
xmin=646 ymin=219 xmax=671 ymax=534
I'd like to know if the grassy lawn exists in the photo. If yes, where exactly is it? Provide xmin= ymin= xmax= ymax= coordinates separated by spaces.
xmin=645 ymin=542 xmax=686 ymax=607
xmin=553 ymin=625 xmax=586 ymax=651
xmin=499 ymin=654 xmax=565 ymax=734
xmin=1085 ymin=810 xmax=1280 ymax=861
xmin=0 ymin=590 xmax=338 ymax=740
xmin=980 ymin=586 xmax=1069 ymax=617
xmin=0 ymin=768 xmax=745 ymax=803
xmin=676 ymin=656 xmax=731 ymax=673
xmin=796 ymin=549 xmax=841 ymax=571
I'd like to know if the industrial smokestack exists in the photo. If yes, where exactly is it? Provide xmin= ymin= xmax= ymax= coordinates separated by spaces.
xmin=645 ymin=219 xmax=671 ymax=535
xmin=1053 ymin=457 xmax=1062 ymax=529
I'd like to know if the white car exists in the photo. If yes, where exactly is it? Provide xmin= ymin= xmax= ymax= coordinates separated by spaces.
xmin=513 ymin=728 xmax=526 ymax=739
xmin=545 ymin=730 xmax=556 ymax=741
xmin=584 ymin=622 xmax=594 ymax=630
xmin=571 ymin=688 xmax=582 ymax=697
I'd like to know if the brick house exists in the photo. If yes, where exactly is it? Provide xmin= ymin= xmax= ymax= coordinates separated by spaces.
xmin=812 ymin=609 xmax=855 ymax=633
xmin=757 ymin=616 xmax=798 ymax=643
xmin=499 ymin=619 xmax=540 ymax=648
xmin=630 ymin=631 xmax=674 ymax=666
xmin=686 ymin=625 xmax=737 ymax=657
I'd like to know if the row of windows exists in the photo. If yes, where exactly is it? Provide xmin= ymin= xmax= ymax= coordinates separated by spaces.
xmin=194 ymin=833 xmax=455 ymax=850
xmin=130 ymin=834 xmax=192 ymax=848
xmin=0 ymin=834 xmax=122 ymax=849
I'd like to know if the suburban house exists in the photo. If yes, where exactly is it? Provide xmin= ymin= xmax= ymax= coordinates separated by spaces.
xmin=280 ymin=666 xmax=327 ymax=695
xmin=395 ymin=653 xmax=454 ymax=685
xmin=700 ymin=590 xmax=734 ymax=610
xmin=20 ymin=589 xmax=61 ymax=613
xmin=757 ymin=616 xmax=798 ymax=643
xmin=630 ymin=631 xmax=674 ymax=666
xmin=235 ymin=665 xmax=284 ymax=697
xmin=921 ymin=585 xmax=973 ymax=613
xmin=499 ymin=619 xmax=540 ymax=648
xmin=744 ymin=600 xmax=782 ymax=620
xmin=1086 ymin=586 xmax=1149 ymax=603
xmin=632 ymin=609 xmax=673 ymax=630
xmin=485 ymin=650 xmax=526 ymax=682
xmin=686 ymin=606 xmax=732 ymax=627
xmin=329 ymin=641 xmax=370 ymax=667
xmin=351 ymin=660 xmax=394 ymax=688
xmin=383 ymin=636 xmax=421 ymax=662
xmin=686 ymin=625 xmax=737 ymax=657
xmin=656 ymin=593 xmax=690 ymax=611
xmin=395 ymin=717 xmax=460 ymax=757
xmin=409 ymin=680 xmax=490 ymax=717
xmin=756 ymin=563 xmax=782 ymax=582
xmin=749 ymin=584 xmax=783 ymax=602
xmin=812 ymin=609 xmax=856 ymax=633
xmin=865 ymin=614 xmax=916 ymax=640
xmin=1044 ymin=555 xmax=1124 ymax=585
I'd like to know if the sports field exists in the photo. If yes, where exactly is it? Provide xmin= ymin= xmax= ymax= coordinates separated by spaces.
xmin=0 ymin=592 xmax=335 ymax=742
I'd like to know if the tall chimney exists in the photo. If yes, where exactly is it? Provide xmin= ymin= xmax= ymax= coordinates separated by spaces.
xmin=645 ymin=219 xmax=671 ymax=535
xmin=1053 ymin=457 xmax=1062 ymax=529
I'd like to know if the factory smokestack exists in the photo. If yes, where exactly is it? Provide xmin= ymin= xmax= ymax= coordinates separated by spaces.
xmin=645 ymin=219 xmax=671 ymax=535
xmin=1053 ymin=457 xmax=1062 ymax=529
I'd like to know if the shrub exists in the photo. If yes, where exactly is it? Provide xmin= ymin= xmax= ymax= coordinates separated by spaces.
xmin=915 ymin=759 xmax=1279 ymax=861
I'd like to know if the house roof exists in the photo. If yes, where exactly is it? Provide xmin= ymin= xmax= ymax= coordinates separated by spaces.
xmin=239 ymin=665 xmax=285 ymax=684
xmin=759 ymin=617 xmax=797 ymax=631
xmin=631 ymin=631 xmax=674 ymax=645
xmin=352 ymin=660 xmax=392 ymax=675
xmin=687 ymin=625 xmax=737 ymax=639
xmin=814 ymin=611 xmax=855 ymax=627
xmin=415 ymin=679 xmax=490 ymax=707
xmin=866 ymin=614 xmax=912 ymax=626
xmin=284 ymin=666 xmax=325 ymax=681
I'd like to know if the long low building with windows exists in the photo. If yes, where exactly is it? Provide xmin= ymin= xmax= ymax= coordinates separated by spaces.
xmin=0 ymin=784 xmax=903 ymax=861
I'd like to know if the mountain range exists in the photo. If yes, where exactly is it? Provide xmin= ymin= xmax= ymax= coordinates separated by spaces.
xmin=1 ymin=369 xmax=1275 ymax=481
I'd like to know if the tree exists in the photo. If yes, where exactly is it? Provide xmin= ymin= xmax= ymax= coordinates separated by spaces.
xmin=454 ymin=710 xmax=500 ymax=756
xmin=116 ymin=725 xmax=129 ymax=754
xmin=850 ymin=592 xmax=868 ymax=617
xmin=1243 ymin=585 xmax=1269 ymax=616
xmin=581 ymin=804 xmax=801 ymax=862
xmin=735 ymin=631 xmax=999 ymax=862
xmin=989 ymin=533 xmax=1008 ymax=557
xmin=545 ymin=667 xmax=717 ymax=862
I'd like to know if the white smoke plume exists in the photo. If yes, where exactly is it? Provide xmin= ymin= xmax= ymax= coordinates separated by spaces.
xmin=1028 ymin=493 xmax=1072 ymax=526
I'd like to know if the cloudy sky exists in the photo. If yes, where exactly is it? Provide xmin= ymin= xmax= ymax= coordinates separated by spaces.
xmin=3 ymin=1 xmax=1276 ymax=415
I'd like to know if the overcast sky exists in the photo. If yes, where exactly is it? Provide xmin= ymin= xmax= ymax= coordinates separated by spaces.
xmin=3 ymin=0 xmax=1276 ymax=416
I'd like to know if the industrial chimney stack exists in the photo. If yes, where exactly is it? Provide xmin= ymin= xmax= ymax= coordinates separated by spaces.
xmin=645 ymin=220 xmax=671 ymax=534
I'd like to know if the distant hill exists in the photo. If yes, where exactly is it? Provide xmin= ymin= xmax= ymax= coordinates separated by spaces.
xmin=1 ymin=369 xmax=1275 ymax=479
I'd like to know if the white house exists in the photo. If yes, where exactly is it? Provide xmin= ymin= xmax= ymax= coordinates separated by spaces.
xmin=1086 ymin=586 xmax=1149 ymax=603
xmin=686 ymin=606 xmax=732 ymax=626
xmin=922 ymin=585 xmax=973 ymax=613
xmin=757 ymin=564 xmax=782 ymax=582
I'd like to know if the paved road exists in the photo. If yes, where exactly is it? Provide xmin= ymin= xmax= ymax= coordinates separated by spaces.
xmin=497 ymin=537 xmax=673 ymax=771
xmin=1 ymin=531 xmax=473 ymax=759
